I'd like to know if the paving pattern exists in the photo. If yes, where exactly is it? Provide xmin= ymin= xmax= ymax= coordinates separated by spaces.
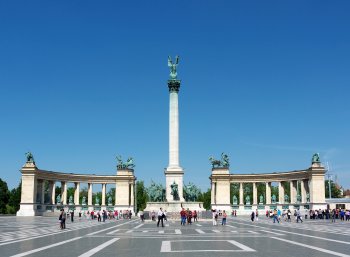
xmin=0 ymin=216 xmax=349 ymax=257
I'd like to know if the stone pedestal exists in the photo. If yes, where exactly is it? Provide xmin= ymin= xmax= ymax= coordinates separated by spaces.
xmin=115 ymin=168 xmax=135 ymax=212
xmin=165 ymin=168 xmax=184 ymax=202
xmin=17 ymin=162 xmax=40 ymax=216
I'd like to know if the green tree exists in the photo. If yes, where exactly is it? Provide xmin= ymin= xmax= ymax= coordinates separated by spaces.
xmin=0 ymin=179 xmax=10 ymax=214
xmin=197 ymin=188 xmax=211 ymax=210
xmin=325 ymin=180 xmax=342 ymax=198
xmin=136 ymin=181 xmax=148 ymax=212
xmin=7 ymin=181 xmax=21 ymax=214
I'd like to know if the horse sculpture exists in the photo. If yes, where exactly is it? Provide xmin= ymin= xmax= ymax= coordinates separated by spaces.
xmin=116 ymin=155 xmax=135 ymax=169
xmin=209 ymin=156 xmax=222 ymax=168
xmin=209 ymin=152 xmax=230 ymax=168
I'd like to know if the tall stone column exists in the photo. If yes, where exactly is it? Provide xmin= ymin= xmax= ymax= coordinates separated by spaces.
xmin=49 ymin=181 xmax=55 ymax=204
xmin=74 ymin=182 xmax=80 ymax=205
xmin=37 ymin=180 xmax=45 ymax=204
xmin=211 ymin=182 xmax=216 ymax=205
xmin=165 ymin=79 xmax=184 ymax=202
xmin=239 ymin=183 xmax=244 ymax=205
xmin=278 ymin=182 xmax=285 ymax=204
xmin=102 ymin=183 xmax=106 ymax=206
xmin=301 ymin=180 xmax=307 ymax=203
xmin=290 ymin=180 xmax=297 ymax=204
xmin=88 ymin=183 xmax=93 ymax=205
xmin=253 ymin=182 xmax=257 ymax=205
xmin=266 ymin=182 xmax=271 ymax=204
xmin=61 ymin=181 xmax=67 ymax=205
xmin=130 ymin=183 xmax=134 ymax=206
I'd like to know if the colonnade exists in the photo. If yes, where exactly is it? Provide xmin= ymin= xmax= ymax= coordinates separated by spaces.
xmin=228 ymin=179 xmax=309 ymax=205
xmin=17 ymin=162 xmax=136 ymax=216
xmin=210 ymin=160 xmax=327 ymax=212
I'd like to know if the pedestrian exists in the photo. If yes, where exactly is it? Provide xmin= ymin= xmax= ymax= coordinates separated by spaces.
xmin=287 ymin=209 xmax=291 ymax=222
xmin=79 ymin=211 xmax=82 ymax=219
xmin=157 ymin=208 xmax=164 ymax=227
xmin=193 ymin=210 xmax=198 ymax=222
xmin=273 ymin=209 xmax=279 ymax=223
xmin=296 ymin=209 xmax=303 ymax=223
xmin=139 ymin=210 xmax=144 ymax=222
xmin=212 ymin=209 xmax=218 ymax=226
xmin=180 ymin=208 xmax=187 ymax=226
xmin=187 ymin=210 xmax=192 ymax=225
xmin=222 ymin=210 xmax=227 ymax=225
xmin=255 ymin=209 xmax=259 ymax=221
xmin=163 ymin=210 xmax=167 ymax=222
xmin=129 ymin=210 xmax=132 ymax=220
xmin=234 ymin=210 xmax=237 ymax=217
xmin=251 ymin=211 xmax=255 ymax=222
xmin=59 ymin=209 xmax=67 ymax=229
xmin=151 ymin=210 xmax=156 ymax=221
xmin=70 ymin=210 xmax=74 ymax=222
xmin=332 ymin=209 xmax=336 ymax=222
xmin=102 ymin=210 xmax=106 ymax=222
xmin=97 ymin=211 xmax=101 ymax=222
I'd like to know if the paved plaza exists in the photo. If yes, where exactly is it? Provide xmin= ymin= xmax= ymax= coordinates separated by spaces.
xmin=0 ymin=216 xmax=350 ymax=257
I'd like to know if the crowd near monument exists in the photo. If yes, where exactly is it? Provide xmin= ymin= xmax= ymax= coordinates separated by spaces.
xmin=16 ymin=57 xmax=332 ymax=216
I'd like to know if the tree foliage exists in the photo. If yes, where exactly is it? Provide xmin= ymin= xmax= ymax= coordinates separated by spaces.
xmin=0 ymin=179 xmax=9 ymax=214
xmin=325 ymin=180 xmax=342 ymax=198
xmin=136 ymin=181 xmax=148 ymax=212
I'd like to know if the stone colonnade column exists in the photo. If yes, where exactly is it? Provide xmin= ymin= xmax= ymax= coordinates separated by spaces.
xmin=239 ymin=183 xmax=244 ymax=205
xmin=88 ymin=183 xmax=93 ymax=205
xmin=278 ymin=182 xmax=284 ymax=204
xmin=49 ymin=181 xmax=55 ymax=204
xmin=265 ymin=182 xmax=271 ymax=204
xmin=290 ymin=180 xmax=297 ymax=204
xmin=301 ymin=180 xmax=307 ymax=203
xmin=211 ymin=182 xmax=216 ymax=205
xmin=253 ymin=182 xmax=257 ymax=205
xmin=61 ymin=181 xmax=67 ymax=204
xmin=74 ymin=182 xmax=80 ymax=205
xmin=130 ymin=183 xmax=134 ymax=206
xmin=102 ymin=183 xmax=106 ymax=206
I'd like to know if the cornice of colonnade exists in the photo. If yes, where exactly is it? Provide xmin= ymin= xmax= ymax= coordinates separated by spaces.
xmin=20 ymin=163 xmax=136 ymax=183
xmin=210 ymin=168 xmax=321 ymax=182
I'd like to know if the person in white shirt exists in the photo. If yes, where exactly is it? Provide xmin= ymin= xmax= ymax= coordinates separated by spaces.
xmin=157 ymin=208 xmax=164 ymax=227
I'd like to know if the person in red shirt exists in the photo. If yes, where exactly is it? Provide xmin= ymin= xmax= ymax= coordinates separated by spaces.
xmin=180 ymin=208 xmax=187 ymax=225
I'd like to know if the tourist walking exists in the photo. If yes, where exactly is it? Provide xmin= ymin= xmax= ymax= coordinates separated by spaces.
xmin=287 ymin=209 xmax=291 ymax=222
xmin=193 ymin=210 xmax=198 ymax=222
xmin=222 ymin=210 xmax=227 ymax=225
xmin=163 ymin=210 xmax=167 ymax=222
xmin=273 ymin=209 xmax=279 ymax=223
xmin=296 ymin=209 xmax=303 ymax=223
xmin=332 ymin=209 xmax=336 ymax=222
xmin=59 ymin=209 xmax=66 ymax=229
xmin=255 ymin=209 xmax=259 ymax=221
xmin=157 ymin=208 xmax=164 ymax=227
xmin=139 ymin=210 xmax=144 ymax=222
xmin=251 ymin=211 xmax=255 ymax=222
xmin=180 ymin=208 xmax=187 ymax=226
xmin=212 ymin=209 xmax=218 ymax=226
xmin=70 ymin=210 xmax=74 ymax=222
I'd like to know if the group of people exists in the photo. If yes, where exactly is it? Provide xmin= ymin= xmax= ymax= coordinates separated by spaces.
xmin=179 ymin=208 xmax=198 ymax=225
xmin=211 ymin=209 xmax=227 ymax=225
xmin=58 ymin=208 xmax=133 ymax=229
xmin=308 ymin=208 xmax=350 ymax=221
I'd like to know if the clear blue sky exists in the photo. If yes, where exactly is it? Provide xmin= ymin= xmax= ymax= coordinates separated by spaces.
xmin=0 ymin=1 xmax=349 ymax=191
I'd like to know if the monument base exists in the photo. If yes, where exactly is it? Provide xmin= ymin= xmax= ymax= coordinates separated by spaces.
xmin=17 ymin=204 xmax=40 ymax=216
xmin=144 ymin=201 xmax=205 ymax=213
